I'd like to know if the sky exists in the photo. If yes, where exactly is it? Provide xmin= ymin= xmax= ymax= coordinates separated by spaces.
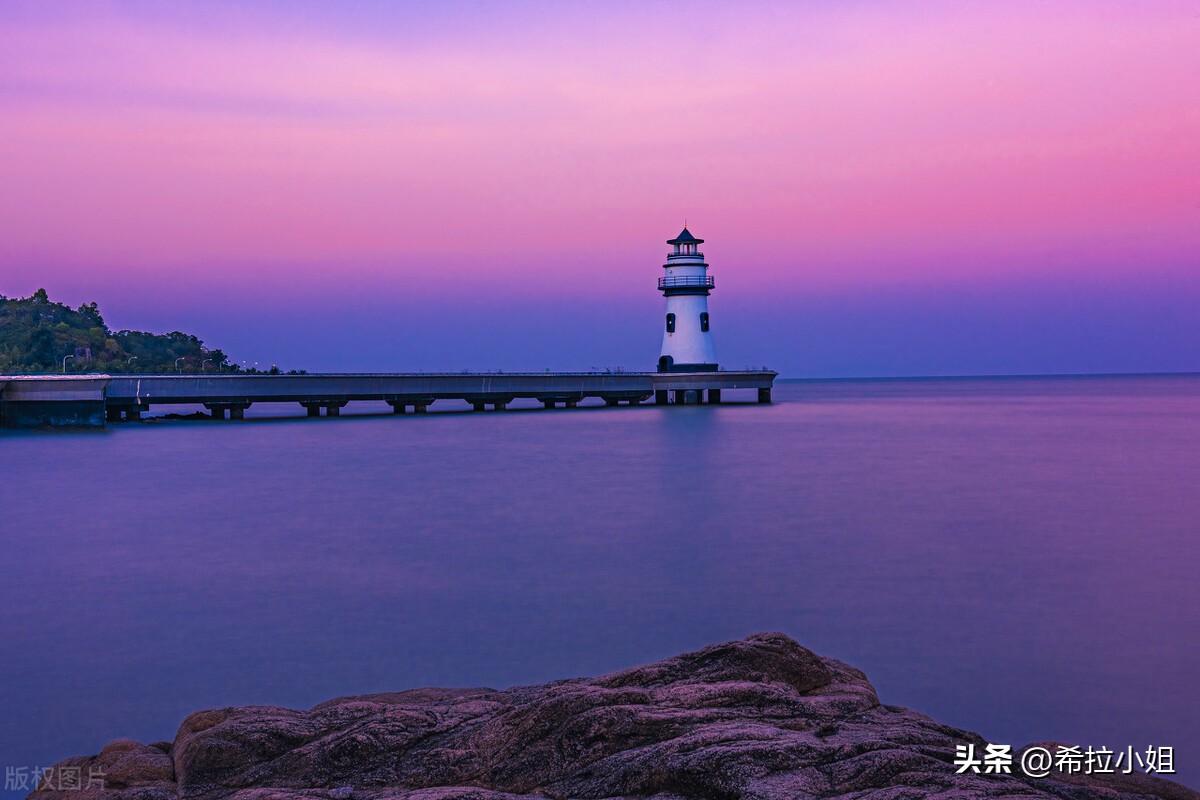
xmin=1 ymin=0 xmax=1197 ymax=376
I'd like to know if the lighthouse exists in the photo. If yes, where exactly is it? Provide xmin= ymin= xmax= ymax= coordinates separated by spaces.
xmin=657 ymin=227 xmax=717 ymax=372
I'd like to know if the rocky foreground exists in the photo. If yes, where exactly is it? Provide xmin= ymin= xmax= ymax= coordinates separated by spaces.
xmin=32 ymin=634 xmax=1195 ymax=800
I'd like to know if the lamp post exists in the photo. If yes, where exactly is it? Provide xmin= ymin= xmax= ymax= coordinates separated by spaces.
xmin=175 ymin=357 xmax=184 ymax=373
xmin=127 ymin=356 xmax=138 ymax=366
xmin=62 ymin=354 xmax=75 ymax=373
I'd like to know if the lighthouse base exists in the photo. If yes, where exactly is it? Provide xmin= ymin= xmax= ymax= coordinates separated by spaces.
xmin=657 ymin=357 xmax=718 ymax=374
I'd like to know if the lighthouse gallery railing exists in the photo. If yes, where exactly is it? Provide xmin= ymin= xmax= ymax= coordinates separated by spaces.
xmin=658 ymin=275 xmax=715 ymax=290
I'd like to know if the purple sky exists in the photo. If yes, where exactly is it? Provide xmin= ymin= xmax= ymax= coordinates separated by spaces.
xmin=2 ymin=0 xmax=1198 ymax=376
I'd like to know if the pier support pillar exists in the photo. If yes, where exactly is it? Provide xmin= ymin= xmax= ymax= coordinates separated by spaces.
xmin=414 ymin=403 xmax=428 ymax=413
xmin=565 ymin=399 xmax=578 ymax=408
xmin=604 ymin=397 xmax=620 ymax=407
xmin=388 ymin=402 xmax=406 ymax=414
xmin=758 ymin=387 xmax=772 ymax=404
xmin=708 ymin=389 xmax=721 ymax=404
xmin=326 ymin=404 xmax=341 ymax=417
xmin=682 ymin=390 xmax=700 ymax=405
xmin=472 ymin=402 xmax=486 ymax=412
xmin=655 ymin=390 xmax=668 ymax=405
xmin=205 ymin=403 xmax=249 ymax=420
xmin=125 ymin=406 xmax=141 ymax=421
xmin=303 ymin=403 xmax=321 ymax=417
xmin=106 ymin=407 xmax=123 ymax=423
xmin=542 ymin=399 xmax=556 ymax=409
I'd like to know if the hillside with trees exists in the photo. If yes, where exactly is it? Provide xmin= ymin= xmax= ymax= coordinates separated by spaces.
xmin=0 ymin=288 xmax=239 ymax=374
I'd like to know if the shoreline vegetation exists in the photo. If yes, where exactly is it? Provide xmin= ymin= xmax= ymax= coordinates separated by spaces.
xmin=0 ymin=289 xmax=299 ymax=375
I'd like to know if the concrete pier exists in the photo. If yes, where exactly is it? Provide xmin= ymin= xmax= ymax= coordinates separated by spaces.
xmin=1 ymin=370 xmax=776 ymax=428
xmin=0 ymin=376 xmax=109 ymax=427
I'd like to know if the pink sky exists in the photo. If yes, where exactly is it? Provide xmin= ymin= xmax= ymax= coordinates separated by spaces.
xmin=1 ymin=1 xmax=1197 ymax=374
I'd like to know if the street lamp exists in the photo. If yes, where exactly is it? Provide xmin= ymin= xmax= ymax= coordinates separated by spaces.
xmin=175 ymin=357 xmax=184 ymax=373
xmin=62 ymin=354 xmax=75 ymax=373
xmin=127 ymin=356 xmax=138 ymax=365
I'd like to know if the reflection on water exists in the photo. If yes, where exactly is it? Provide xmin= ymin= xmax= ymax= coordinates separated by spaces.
xmin=1 ymin=375 xmax=1197 ymax=791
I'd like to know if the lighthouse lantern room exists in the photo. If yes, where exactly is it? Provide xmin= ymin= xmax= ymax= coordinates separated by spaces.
xmin=657 ymin=227 xmax=717 ymax=372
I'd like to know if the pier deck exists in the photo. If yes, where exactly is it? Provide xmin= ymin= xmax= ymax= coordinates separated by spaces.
xmin=1 ymin=371 xmax=776 ymax=428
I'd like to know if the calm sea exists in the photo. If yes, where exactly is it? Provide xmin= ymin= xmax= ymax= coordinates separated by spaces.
xmin=2 ymin=375 xmax=1197 ymax=792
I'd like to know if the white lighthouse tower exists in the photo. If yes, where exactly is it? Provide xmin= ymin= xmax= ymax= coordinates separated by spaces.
xmin=657 ymin=227 xmax=717 ymax=372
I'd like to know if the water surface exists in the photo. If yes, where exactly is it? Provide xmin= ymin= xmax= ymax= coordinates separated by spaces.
xmin=2 ymin=376 xmax=1197 ymax=791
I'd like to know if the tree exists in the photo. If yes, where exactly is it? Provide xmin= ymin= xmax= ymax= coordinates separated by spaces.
xmin=27 ymin=328 xmax=57 ymax=367
xmin=77 ymin=301 xmax=104 ymax=327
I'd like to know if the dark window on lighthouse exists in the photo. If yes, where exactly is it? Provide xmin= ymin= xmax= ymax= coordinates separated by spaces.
xmin=666 ymin=313 xmax=676 ymax=333
xmin=700 ymin=312 xmax=710 ymax=332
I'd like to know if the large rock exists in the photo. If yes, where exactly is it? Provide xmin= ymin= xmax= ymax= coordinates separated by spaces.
xmin=30 ymin=634 xmax=1196 ymax=800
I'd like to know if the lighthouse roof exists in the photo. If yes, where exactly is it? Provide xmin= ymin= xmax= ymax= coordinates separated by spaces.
xmin=667 ymin=227 xmax=703 ymax=245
